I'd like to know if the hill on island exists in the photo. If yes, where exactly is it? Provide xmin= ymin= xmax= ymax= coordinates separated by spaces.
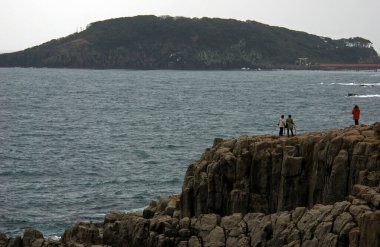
xmin=0 ymin=15 xmax=379 ymax=69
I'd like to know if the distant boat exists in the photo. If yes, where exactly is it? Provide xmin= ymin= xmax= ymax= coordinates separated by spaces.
xmin=348 ymin=93 xmax=358 ymax=97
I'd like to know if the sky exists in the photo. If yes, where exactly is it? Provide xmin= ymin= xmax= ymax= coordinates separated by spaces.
xmin=1 ymin=0 xmax=379 ymax=54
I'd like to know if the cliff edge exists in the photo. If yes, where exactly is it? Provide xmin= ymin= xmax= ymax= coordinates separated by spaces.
xmin=1 ymin=122 xmax=380 ymax=247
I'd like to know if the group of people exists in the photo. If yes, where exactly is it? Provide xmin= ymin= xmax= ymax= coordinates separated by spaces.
xmin=277 ymin=105 xmax=361 ymax=137
xmin=277 ymin=115 xmax=295 ymax=137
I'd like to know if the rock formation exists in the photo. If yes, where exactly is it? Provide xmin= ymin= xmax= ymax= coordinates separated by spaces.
xmin=1 ymin=122 xmax=379 ymax=247
xmin=181 ymin=122 xmax=380 ymax=217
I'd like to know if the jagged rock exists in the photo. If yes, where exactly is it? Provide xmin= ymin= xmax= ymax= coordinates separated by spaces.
xmin=188 ymin=236 xmax=202 ymax=247
xmin=285 ymin=240 xmax=301 ymax=247
xmin=221 ymin=213 xmax=244 ymax=237
xmin=157 ymin=196 xmax=170 ymax=213
xmin=0 ymin=233 xmax=8 ymax=247
xmin=297 ymin=206 xmax=324 ymax=241
xmin=143 ymin=195 xmax=180 ymax=220
xmin=352 ymin=184 xmax=380 ymax=208
xmin=61 ymin=222 xmax=102 ymax=246
xmin=202 ymin=226 xmax=225 ymax=247
xmin=333 ymin=212 xmax=353 ymax=234
xmin=349 ymin=227 xmax=360 ymax=247
xmin=103 ymin=210 xmax=129 ymax=223
xmin=272 ymin=211 xmax=291 ymax=238
xmin=149 ymin=215 xmax=172 ymax=233
xmin=249 ymin=214 xmax=272 ymax=247
xmin=7 ymin=236 xmax=22 ymax=247
xmin=359 ymin=211 xmax=380 ymax=247
xmin=42 ymin=239 xmax=63 ymax=247
xmin=143 ymin=200 xmax=158 ymax=219
xmin=314 ymin=221 xmax=333 ymax=241
xmin=178 ymin=228 xmax=191 ymax=238
xmin=302 ymin=238 xmax=318 ymax=247
xmin=178 ymin=217 xmax=190 ymax=229
xmin=176 ymin=240 xmax=188 ymax=247
xmin=192 ymin=214 xmax=221 ymax=238
xmin=374 ymin=122 xmax=380 ymax=137
xmin=320 ymin=233 xmax=338 ymax=247
xmin=0 ymin=233 xmax=65 ymax=247
xmin=242 ymin=212 xmax=265 ymax=233
xmin=23 ymin=228 xmax=44 ymax=247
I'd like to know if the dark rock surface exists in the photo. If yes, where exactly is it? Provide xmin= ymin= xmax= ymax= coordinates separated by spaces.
xmin=181 ymin=123 xmax=380 ymax=218
xmin=1 ymin=122 xmax=379 ymax=247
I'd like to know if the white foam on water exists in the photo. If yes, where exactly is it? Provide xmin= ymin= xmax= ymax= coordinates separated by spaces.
xmin=123 ymin=206 xmax=147 ymax=214
xmin=350 ymin=94 xmax=380 ymax=98
xmin=338 ymin=82 xmax=357 ymax=86
xmin=321 ymin=82 xmax=380 ymax=86
xmin=358 ymin=83 xmax=380 ymax=86
xmin=45 ymin=235 xmax=61 ymax=241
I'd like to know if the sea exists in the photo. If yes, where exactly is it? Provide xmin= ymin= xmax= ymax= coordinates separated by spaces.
xmin=1 ymin=68 xmax=380 ymax=238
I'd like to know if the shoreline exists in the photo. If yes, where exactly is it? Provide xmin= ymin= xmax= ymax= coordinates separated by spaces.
xmin=0 ymin=64 xmax=380 ymax=72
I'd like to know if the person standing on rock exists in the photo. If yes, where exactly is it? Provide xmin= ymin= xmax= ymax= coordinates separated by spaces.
xmin=286 ymin=115 xmax=295 ymax=137
xmin=352 ymin=105 xmax=360 ymax=125
xmin=277 ymin=115 xmax=286 ymax=136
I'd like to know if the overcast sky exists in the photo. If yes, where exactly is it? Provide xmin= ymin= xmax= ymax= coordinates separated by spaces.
xmin=1 ymin=0 xmax=379 ymax=54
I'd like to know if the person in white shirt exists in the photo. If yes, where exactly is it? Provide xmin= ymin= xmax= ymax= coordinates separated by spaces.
xmin=277 ymin=115 xmax=286 ymax=136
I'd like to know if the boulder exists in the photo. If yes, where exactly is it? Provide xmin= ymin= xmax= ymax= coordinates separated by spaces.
xmin=23 ymin=228 xmax=44 ymax=247
xmin=61 ymin=222 xmax=102 ymax=246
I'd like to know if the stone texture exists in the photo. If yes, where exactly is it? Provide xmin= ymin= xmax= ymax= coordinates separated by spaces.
xmin=2 ymin=122 xmax=380 ymax=247
xmin=181 ymin=123 xmax=380 ymax=218
xmin=7 ymin=236 xmax=22 ymax=247
xmin=0 ymin=233 xmax=7 ymax=247
xmin=359 ymin=211 xmax=380 ymax=247
xmin=23 ymin=228 xmax=44 ymax=247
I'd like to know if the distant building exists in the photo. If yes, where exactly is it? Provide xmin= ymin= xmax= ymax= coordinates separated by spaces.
xmin=296 ymin=58 xmax=310 ymax=66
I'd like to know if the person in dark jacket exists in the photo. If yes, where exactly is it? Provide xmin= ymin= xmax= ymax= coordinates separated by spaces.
xmin=286 ymin=115 xmax=295 ymax=137
xmin=352 ymin=105 xmax=360 ymax=125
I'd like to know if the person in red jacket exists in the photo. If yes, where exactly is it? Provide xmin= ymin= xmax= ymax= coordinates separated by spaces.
xmin=352 ymin=105 xmax=360 ymax=125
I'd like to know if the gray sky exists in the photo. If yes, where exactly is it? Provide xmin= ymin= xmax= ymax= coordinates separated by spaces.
xmin=1 ymin=0 xmax=379 ymax=54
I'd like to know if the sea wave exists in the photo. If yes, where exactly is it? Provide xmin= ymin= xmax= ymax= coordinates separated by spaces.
xmin=320 ymin=82 xmax=380 ymax=86
xmin=349 ymin=94 xmax=380 ymax=98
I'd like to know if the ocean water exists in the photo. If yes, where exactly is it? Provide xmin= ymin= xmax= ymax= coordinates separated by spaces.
xmin=0 ymin=68 xmax=379 ymax=237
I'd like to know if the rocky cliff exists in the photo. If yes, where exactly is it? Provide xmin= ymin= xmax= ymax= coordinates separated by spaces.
xmin=1 ymin=122 xmax=380 ymax=247
xmin=181 ymin=123 xmax=380 ymax=217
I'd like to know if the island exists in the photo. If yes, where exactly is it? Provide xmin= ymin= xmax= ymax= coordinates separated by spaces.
xmin=0 ymin=15 xmax=379 ymax=69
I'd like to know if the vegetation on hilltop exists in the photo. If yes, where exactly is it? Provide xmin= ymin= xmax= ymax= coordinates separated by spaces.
xmin=0 ymin=15 xmax=379 ymax=69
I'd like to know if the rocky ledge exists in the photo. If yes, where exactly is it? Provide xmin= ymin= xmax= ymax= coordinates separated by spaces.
xmin=1 ymin=122 xmax=380 ymax=247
